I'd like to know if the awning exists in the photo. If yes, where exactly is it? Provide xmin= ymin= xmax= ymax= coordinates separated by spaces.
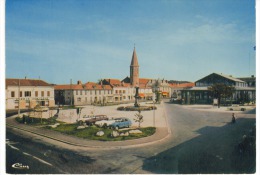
xmin=162 ymin=92 xmax=169 ymax=95
xmin=139 ymin=93 xmax=145 ymax=97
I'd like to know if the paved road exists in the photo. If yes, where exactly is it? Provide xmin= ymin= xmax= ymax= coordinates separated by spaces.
xmin=6 ymin=102 xmax=256 ymax=174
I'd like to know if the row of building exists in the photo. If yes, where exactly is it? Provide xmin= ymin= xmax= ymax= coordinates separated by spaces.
xmin=5 ymin=48 xmax=256 ymax=110
xmin=5 ymin=77 xmax=193 ymax=109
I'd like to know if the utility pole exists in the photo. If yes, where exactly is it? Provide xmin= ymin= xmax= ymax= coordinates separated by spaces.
xmin=70 ymin=79 xmax=72 ymax=106
xmin=153 ymin=93 xmax=156 ymax=127
xmin=18 ymin=79 xmax=21 ymax=117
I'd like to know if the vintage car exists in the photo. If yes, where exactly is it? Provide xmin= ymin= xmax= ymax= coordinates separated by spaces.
xmin=227 ymin=105 xmax=246 ymax=111
xmin=95 ymin=118 xmax=116 ymax=128
xmin=77 ymin=114 xmax=108 ymax=126
xmin=108 ymin=117 xmax=132 ymax=130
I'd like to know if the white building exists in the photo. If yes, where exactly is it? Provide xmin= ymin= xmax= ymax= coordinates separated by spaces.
xmin=54 ymin=81 xmax=113 ymax=106
xmin=6 ymin=78 xmax=55 ymax=110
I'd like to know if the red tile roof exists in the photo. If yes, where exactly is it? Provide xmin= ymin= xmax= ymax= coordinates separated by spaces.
xmin=54 ymin=84 xmax=84 ymax=90
xmin=6 ymin=78 xmax=52 ymax=87
xmin=169 ymin=82 xmax=195 ymax=88
xmin=139 ymin=78 xmax=151 ymax=85
xmin=85 ymin=82 xmax=112 ymax=90
xmin=104 ymin=79 xmax=122 ymax=86
xmin=55 ymin=82 xmax=112 ymax=90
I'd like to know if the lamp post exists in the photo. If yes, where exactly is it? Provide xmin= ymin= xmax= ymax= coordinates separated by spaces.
xmin=152 ymin=93 xmax=156 ymax=127
xmin=18 ymin=79 xmax=20 ymax=117
xmin=134 ymin=86 xmax=140 ymax=107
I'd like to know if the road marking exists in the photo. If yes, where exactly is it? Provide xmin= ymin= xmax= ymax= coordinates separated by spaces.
xmin=22 ymin=152 xmax=31 ymax=156
xmin=8 ymin=144 xmax=20 ymax=151
xmin=32 ymin=156 xmax=53 ymax=166
xmin=6 ymin=139 xmax=53 ymax=167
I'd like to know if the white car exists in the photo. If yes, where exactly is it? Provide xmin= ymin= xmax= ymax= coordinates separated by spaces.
xmin=95 ymin=119 xmax=116 ymax=127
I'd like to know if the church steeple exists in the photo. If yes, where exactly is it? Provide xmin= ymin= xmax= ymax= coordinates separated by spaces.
xmin=130 ymin=47 xmax=139 ymax=86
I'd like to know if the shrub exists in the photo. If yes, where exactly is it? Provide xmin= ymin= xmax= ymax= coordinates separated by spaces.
xmin=117 ymin=106 xmax=157 ymax=111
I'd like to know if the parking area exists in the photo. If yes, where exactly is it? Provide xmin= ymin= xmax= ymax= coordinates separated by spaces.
xmin=24 ymin=102 xmax=167 ymax=128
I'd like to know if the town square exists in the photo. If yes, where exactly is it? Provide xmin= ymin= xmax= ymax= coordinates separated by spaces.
xmin=1 ymin=0 xmax=258 ymax=174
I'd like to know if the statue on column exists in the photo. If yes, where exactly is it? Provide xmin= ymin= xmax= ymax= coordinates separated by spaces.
xmin=134 ymin=86 xmax=140 ymax=107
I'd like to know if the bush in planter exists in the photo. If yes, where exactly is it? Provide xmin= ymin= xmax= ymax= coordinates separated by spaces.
xmin=117 ymin=106 xmax=125 ymax=111
xmin=120 ymin=106 xmax=157 ymax=111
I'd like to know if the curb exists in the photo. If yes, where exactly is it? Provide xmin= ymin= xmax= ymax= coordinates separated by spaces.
xmin=7 ymin=123 xmax=170 ymax=149
xmin=6 ymin=102 xmax=171 ymax=149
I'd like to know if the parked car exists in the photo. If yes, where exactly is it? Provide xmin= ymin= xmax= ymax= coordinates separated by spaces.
xmin=95 ymin=118 xmax=116 ymax=128
xmin=108 ymin=117 xmax=132 ymax=130
xmin=228 ymin=105 xmax=246 ymax=111
xmin=78 ymin=115 xmax=109 ymax=126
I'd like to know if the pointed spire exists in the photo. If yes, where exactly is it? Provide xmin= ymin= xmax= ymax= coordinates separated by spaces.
xmin=130 ymin=46 xmax=139 ymax=86
xmin=131 ymin=46 xmax=139 ymax=66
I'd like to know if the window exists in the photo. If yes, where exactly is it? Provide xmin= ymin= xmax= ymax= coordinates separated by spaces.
xmin=76 ymin=90 xmax=78 ymax=95
xmin=11 ymin=91 xmax=15 ymax=97
xmin=20 ymin=91 xmax=22 ymax=97
xmin=41 ymin=91 xmax=44 ymax=97
xmin=77 ymin=97 xmax=81 ymax=102
xmin=99 ymin=90 xmax=101 ymax=95
xmin=25 ymin=91 xmax=31 ymax=97
xmin=47 ymin=91 xmax=50 ymax=97
xmin=85 ymin=97 xmax=87 ymax=102
xmin=80 ymin=90 xmax=82 ymax=95
xmin=35 ymin=91 xmax=38 ymax=97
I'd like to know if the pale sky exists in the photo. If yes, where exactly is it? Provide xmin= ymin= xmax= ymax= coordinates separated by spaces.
xmin=5 ymin=0 xmax=256 ymax=84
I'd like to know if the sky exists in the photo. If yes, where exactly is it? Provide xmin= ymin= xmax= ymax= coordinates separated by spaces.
xmin=5 ymin=0 xmax=256 ymax=84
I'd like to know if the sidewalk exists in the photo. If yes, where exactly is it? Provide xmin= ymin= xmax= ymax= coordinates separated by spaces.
xmin=6 ymin=102 xmax=170 ymax=149
xmin=181 ymin=104 xmax=256 ymax=113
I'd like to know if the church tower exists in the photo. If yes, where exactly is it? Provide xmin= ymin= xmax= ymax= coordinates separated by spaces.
xmin=130 ymin=47 xmax=139 ymax=86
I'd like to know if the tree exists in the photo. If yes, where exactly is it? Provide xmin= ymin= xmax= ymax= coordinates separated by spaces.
xmin=208 ymin=83 xmax=235 ymax=108
xmin=134 ymin=109 xmax=144 ymax=128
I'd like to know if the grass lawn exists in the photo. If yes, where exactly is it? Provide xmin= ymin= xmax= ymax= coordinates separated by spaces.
xmin=46 ymin=124 xmax=156 ymax=141
xmin=15 ymin=116 xmax=58 ymax=126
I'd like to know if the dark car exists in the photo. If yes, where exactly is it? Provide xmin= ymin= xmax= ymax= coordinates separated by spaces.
xmin=85 ymin=115 xmax=109 ymax=126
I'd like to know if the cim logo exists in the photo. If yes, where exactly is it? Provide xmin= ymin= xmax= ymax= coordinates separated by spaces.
xmin=12 ymin=163 xmax=29 ymax=170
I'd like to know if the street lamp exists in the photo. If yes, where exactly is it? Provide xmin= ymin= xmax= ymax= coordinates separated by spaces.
xmin=152 ymin=93 xmax=156 ymax=127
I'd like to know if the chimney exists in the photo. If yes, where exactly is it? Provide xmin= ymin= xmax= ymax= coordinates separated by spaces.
xmin=25 ymin=76 xmax=27 ymax=79
xmin=100 ymin=79 xmax=103 ymax=85
xmin=77 ymin=80 xmax=82 ymax=85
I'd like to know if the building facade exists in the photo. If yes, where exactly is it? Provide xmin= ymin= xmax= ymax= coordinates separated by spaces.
xmin=6 ymin=78 xmax=55 ymax=110
xmin=55 ymin=81 xmax=113 ymax=106
xmin=169 ymin=82 xmax=195 ymax=102
xmin=146 ymin=79 xmax=172 ymax=98
xmin=181 ymin=73 xmax=256 ymax=105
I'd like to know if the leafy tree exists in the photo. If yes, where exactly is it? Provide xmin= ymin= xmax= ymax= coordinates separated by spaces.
xmin=208 ymin=83 xmax=235 ymax=108
xmin=134 ymin=109 xmax=144 ymax=128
